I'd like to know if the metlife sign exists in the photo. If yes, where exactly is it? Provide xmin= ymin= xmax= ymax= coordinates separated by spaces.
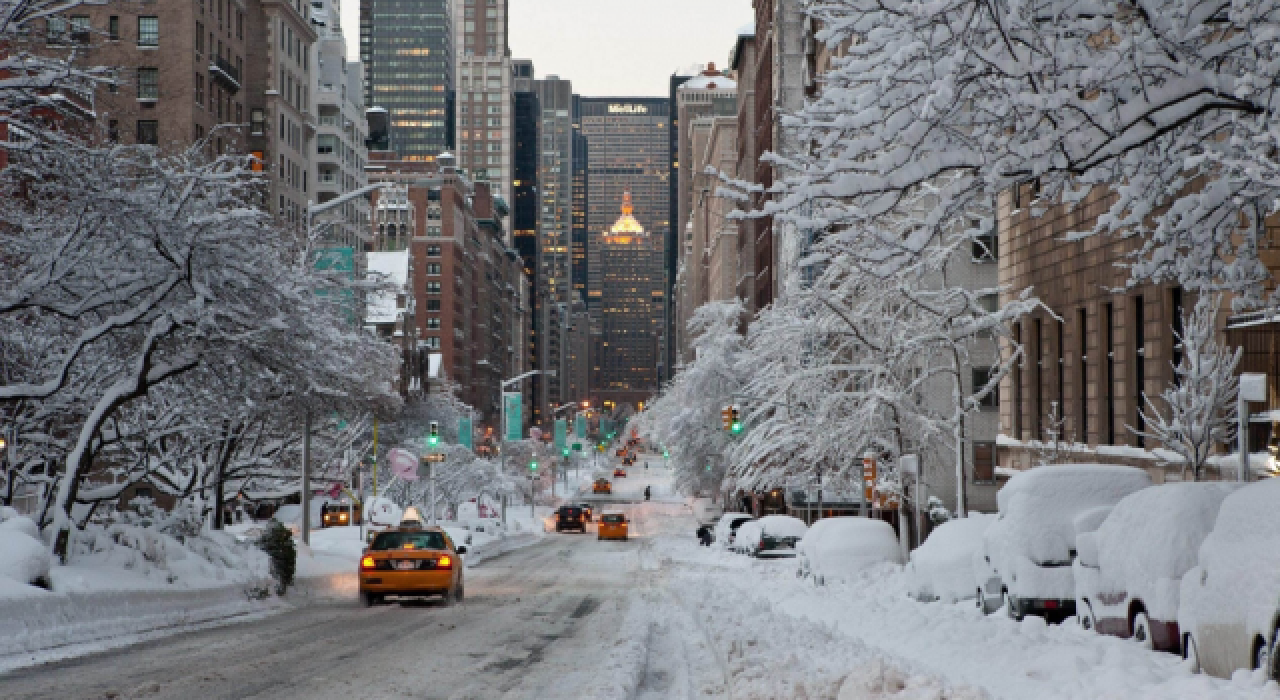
xmin=608 ymin=104 xmax=649 ymax=115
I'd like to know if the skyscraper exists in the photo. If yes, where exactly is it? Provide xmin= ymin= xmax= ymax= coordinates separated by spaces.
xmin=360 ymin=0 xmax=453 ymax=160
xmin=598 ymin=193 xmax=663 ymax=407
xmin=534 ymin=77 xmax=577 ymax=417
xmin=579 ymin=97 xmax=671 ymax=395
xmin=512 ymin=58 xmax=542 ymax=424
xmin=312 ymin=0 xmax=370 ymax=250
xmin=454 ymin=0 xmax=513 ymax=237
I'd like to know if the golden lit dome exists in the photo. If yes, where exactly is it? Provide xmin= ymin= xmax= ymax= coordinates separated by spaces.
xmin=607 ymin=192 xmax=646 ymax=241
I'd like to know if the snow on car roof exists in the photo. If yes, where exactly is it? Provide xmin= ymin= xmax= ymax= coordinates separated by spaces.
xmin=757 ymin=515 xmax=808 ymax=538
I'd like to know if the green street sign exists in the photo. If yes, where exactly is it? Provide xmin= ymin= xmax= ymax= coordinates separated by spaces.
xmin=573 ymin=442 xmax=582 ymax=451
xmin=554 ymin=419 xmax=567 ymax=450
xmin=459 ymin=416 xmax=473 ymax=450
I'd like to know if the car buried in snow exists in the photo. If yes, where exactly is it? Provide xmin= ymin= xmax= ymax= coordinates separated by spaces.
xmin=1073 ymin=482 xmax=1239 ymax=654
xmin=978 ymin=464 xmax=1152 ymax=622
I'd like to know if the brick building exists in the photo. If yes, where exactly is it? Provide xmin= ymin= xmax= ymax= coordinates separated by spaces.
xmin=367 ymin=152 xmax=529 ymax=430
xmin=35 ymin=0 xmax=315 ymax=225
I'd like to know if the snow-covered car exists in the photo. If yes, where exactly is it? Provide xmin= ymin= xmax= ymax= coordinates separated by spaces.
xmin=906 ymin=513 xmax=995 ymax=603
xmin=733 ymin=515 xmax=808 ymax=558
xmin=796 ymin=517 xmax=902 ymax=585
xmin=731 ymin=520 xmax=764 ymax=555
xmin=979 ymin=464 xmax=1151 ymax=622
xmin=1178 ymin=478 xmax=1280 ymax=681
xmin=1074 ymin=482 xmax=1238 ymax=653
xmin=712 ymin=513 xmax=754 ymax=547
xmin=691 ymin=498 xmax=724 ymax=527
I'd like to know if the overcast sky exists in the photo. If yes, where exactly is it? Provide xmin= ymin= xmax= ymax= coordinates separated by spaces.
xmin=341 ymin=1 xmax=754 ymax=97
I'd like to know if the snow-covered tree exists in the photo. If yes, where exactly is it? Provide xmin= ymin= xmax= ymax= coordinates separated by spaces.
xmin=1134 ymin=296 xmax=1241 ymax=481
xmin=635 ymin=300 xmax=747 ymax=496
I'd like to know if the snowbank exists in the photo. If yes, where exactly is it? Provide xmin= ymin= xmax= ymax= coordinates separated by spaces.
xmin=907 ymin=513 xmax=995 ymax=603
xmin=0 ymin=510 xmax=51 ymax=588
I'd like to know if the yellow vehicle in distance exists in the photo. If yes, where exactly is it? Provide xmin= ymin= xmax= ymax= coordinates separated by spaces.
xmin=593 ymin=478 xmax=612 ymax=494
xmin=598 ymin=513 xmax=629 ymax=541
xmin=358 ymin=525 xmax=466 ymax=606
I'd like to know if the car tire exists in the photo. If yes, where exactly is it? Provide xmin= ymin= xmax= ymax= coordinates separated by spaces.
xmin=1079 ymin=601 xmax=1096 ymax=632
xmin=361 ymin=592 xmax=380 ymax=607
xmin=1133 ymin=612 xmax=1155 ymax=650
xmin=1004 ymin=591 xmax=1023 ymax=621
xmin=1254 ymin=634 xmax=1270 ymax=674
xmin=1184 ymin=633 xmax=1201 ymax=673
xmin=455 ymin=584 xmax=465 ymax=604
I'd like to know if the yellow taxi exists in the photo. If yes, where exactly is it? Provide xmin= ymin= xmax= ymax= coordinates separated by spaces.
xmin=358 ymin=526 xmax=466 ymax=606
xmin=593 ymin=478 xmax=612 ymax=494
xmin=597 ymin=513 xmax=629 ymax=541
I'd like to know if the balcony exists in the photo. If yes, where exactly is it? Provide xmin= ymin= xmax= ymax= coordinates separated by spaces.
xmin=209 ymin=57 xmax=241 ymax=94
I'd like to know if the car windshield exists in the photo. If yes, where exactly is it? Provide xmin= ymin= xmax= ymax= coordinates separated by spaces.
xmin=370 ymin=531 xmax=447 ymax=551
xmin=602 ymin=515 xmax=625 ymax=524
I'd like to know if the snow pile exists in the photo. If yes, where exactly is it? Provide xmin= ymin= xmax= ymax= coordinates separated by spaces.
xmin=579 ymin=599 xmax=653 ymax=700
xmin=1090 ymin=482 xmax=1239 ymax=621
xmin=798 ymin=517 xmax=902 ymax=584
xmin=907 ymin=513 xmax=995 ymax=603
xmin=985 ymin=464 xmax=1151 ymax=599
xmin=0 ymin=508 xmax=51 ymax=591
xmin=733 ymin=519 xmax=764 ymax=552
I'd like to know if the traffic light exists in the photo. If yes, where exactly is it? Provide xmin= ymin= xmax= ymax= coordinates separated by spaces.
xmin=663 ymin=450 xmax=669 ymax=458
xmin=562 ymin=447 xmax=570 ymax=457
xmin=730 ymin=407 xmax=743 ymax=435
xmin=428 ymin=421 xmax=439 ymax=447
xmin=529 ymin=460 xmax=538 ymax=471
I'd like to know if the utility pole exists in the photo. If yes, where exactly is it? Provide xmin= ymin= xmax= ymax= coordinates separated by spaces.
xmin=302 ymin=409 xmax=312 ymax=546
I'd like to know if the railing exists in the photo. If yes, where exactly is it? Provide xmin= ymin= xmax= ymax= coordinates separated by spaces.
xmin=209 ymin=56 xmax=241 ymax=93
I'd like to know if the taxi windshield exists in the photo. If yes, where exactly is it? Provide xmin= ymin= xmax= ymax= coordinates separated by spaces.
xmin=370 ymin=531 xmax=447 ymax=551
xmin=602 ymin=515 xmax=625 ymax=524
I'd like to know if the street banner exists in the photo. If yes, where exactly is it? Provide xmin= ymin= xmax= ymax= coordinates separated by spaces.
xmin=503 ymin=392 xmax=523 ymax=441
xmin=554 ymin=419 xmax=567 ymax=450
xmin=459 ymin=415 xmax=473 ymax=450
xmin=388 ymin=448 xmax=420 ymax=482
xmin=575 ymin=414 xmax=587 ymax=439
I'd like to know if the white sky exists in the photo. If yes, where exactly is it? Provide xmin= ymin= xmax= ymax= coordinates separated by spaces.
xmin=340 ymin=0 xmax=754 ymax=97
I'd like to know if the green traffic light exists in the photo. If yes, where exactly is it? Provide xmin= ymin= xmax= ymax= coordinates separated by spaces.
xmin=529 ymin=460 xmax=538 ymax=471
xmin=428 ymin=435 xmax=439 ymax=447
xmin=731 ymin=421 xmax=743 ymax=434
xmin=663 ymin=451 xmax=669 ymax=458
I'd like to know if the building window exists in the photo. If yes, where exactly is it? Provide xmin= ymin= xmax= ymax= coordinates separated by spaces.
xmin=250 ymin=108 xmax=265 ymax=135
xmin=109 ymin=16 xmax=120 ymax=41
xmin=973 ymin=442 xmax=996 ymax=482
xmin=137 ymin=16 xmax=159 ymax=47
xmin=977 ymin=293 xmax=998 ymax=313
xmin=973 ymin=367 xmax=998 ymax=409
xmin=426 ymin=317 xmax=441 ymax=330
xmin=427 ymin=282 xmax=442 ymax=294
xmin=136 ymin=120 xmax=159 ymax=145
xmin=973 ymin=233 xmax=997 ymax=261
xmin=427 ymin=263 xmax=441 ymax=275
xmin=195 ymin=74 xmax=204 ymax=105
xmin=137 ymin=68 xmax=158 ymax=100
xmin=426 ymin=300 xmax=441 ymax=312
xmin=424 ymin=336 xmax=441 ymax=349
xmin=107 ymin=119 xmax=119 ymax=142
xmin=427 ymin=245 xmax=441 ymax=257
xmin=70 ymin=15 xmax=90 ymax=42
xmin=317 ymin=134 xmax=336 ymax=155
xmin=46 ymin=17 xmax=66 ymax=43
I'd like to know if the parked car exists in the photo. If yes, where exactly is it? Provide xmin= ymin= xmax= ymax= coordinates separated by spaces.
xmin=737 ymin=515 xmax=808 ymax=558
xmin=1074 ymin=482 xmax=1239 ymax=653
xmin=691 ymin=498 xmax=724 ymax=527
xmin=979 ymin=464 xmax=1151 ymax=622
xmin=712 ymin=513 xmax=755 ymax=547
xmin=1178 ymin=478 xmax=1280 ymax=681
xmin=906 ymin=513 xmax=995 ymax=603
xmin=797 ymin=517 xmax=902 ymax=585
xmin=614 ymin=467 xmax=627 ymax=478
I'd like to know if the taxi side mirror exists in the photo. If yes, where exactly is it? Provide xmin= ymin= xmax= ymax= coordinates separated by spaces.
xmin=456 ymin=545 xmax=468 ymax=555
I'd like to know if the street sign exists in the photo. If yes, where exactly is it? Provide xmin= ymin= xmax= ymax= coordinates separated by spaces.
xmin=503 ymin=392 xmax=522 ymax=441
xmin=458 ymin=415 xmax=473 ymax=450
xmin=554 ymin=419 xmax=567 ymax=451
xmin=388 ymin=448 xmax=419 ymax=482
xmin=573 ymin=442 xmax=582 ymax=451
xmin=575 ymin=414 xmax=587 ymax=439
xmin=422 ymin=453 xmax=446 ymax=463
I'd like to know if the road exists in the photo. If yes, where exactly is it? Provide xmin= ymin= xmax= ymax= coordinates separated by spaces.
xmin=0 ymin=460 xmax=726 ymax=700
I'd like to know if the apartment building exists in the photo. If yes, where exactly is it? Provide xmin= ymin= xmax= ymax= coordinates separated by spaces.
xmin=454 ymin=0 xmax=512 ymax=240
xmin=366 ymin=153 xmax=529 ymax=428
xmin=310 ymin=0 xmax=369 ymax=249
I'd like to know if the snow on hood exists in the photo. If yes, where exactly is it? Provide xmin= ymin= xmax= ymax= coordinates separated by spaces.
xmin=757 ymin=515 xmax=808 ymax=539
xmin=987 ymin=464 xmax=1151 ymax=567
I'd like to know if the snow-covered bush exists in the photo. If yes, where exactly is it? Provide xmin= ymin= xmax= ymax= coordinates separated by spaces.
xmin=257 ymin=520 xmax=296 ymax=595
xmin=0 ymin=509 xmax=51 ymax=589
